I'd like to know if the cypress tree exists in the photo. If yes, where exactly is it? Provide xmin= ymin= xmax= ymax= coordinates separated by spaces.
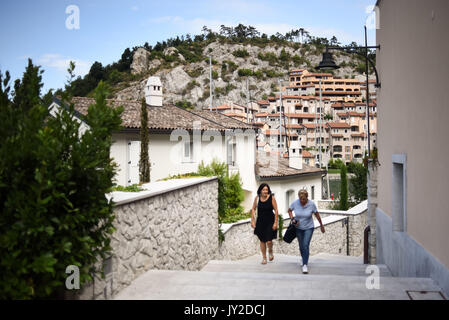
xmin=139 ymin=98 xmax=151 ymax=183
xmin=340 ymin=164 xmax=349 ymax=210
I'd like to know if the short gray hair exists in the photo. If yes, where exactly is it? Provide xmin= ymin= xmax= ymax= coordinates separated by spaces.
xmin=298 ymin=189 xmax=308 ymax=198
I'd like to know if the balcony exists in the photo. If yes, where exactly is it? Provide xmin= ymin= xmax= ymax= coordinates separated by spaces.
xmin=333 ymin=146 xmax=343 ymax=153
xmin=333 ymin=154 xmax=343 ymax=158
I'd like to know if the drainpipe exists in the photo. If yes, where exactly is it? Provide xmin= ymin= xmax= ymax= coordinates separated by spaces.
xmin=367 ymin=159 xmax=378 ymax=264
xmin=346 ymin=217 xmax=350 ymax=256
xmin=364 ymin=225 xmax=370 ymax=264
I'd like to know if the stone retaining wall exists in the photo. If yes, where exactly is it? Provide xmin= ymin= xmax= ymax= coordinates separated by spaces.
xmin=75 ymin=177 xmax=219 ymax=300
xmin=218 ymin=202 xmax=368 ymax=261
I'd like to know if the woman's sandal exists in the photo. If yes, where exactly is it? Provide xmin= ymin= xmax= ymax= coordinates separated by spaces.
xmin=261 ymin=257 xmax=267 ymax=265
xmin=269 ymin=252 xmax=274 ymax=261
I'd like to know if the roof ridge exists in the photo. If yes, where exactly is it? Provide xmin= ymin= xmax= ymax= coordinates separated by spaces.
xmin=171 ymin=104 xmax=230 ymax=130
xmin=190 ymin=108 xmax=256 ymax=130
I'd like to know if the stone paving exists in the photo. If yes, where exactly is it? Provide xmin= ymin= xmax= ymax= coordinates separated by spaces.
xmin=114 ymin=253 xmax=446 ymax=300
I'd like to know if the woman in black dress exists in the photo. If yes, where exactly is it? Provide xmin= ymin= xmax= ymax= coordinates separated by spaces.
xmin=251 ymin=183 xmax=279 ymax=264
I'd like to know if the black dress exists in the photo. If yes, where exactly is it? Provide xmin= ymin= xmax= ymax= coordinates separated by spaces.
xmin=254 ymin=194 xmax=277 ymax=242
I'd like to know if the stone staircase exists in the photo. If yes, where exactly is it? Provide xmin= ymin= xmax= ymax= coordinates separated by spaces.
xmin=114 ymin=253 xmax=446 ymax=300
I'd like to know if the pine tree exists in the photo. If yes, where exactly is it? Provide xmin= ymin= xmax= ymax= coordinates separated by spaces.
xmin=139 ymin=98 xmax=151 ymax=183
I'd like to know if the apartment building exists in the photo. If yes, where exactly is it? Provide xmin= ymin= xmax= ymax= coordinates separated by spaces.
xmin=288 ymin=69 xmax=363 ymax=102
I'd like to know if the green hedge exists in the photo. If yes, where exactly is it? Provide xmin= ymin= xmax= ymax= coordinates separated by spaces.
xmin=0 ymin=61 xmax=123 ymax=299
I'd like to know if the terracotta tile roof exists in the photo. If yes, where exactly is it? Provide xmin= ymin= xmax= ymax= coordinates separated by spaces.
xmin=285 ymin=124 xmax=304 ymax=129
xmin=269 ymin=95 xmax=331 ymax=101
xmin=285 ymin=113 xmax=316 ymax=119
xmin=71 ymin=97 xmax=255 ymax=132
xmin=255 ymin=112 xmax=269 ymax=117
xmin=351 ymin=133 xmax=367 ymax=137
xmin=321 ymin=91 xmax=362 ymax=96
xmin=265 ymin=130 xmax=287 ymax=136
xmin=254 ymin=122 xmax=266 ymax=127
xmin=331 ymin=134 xmax=344 ymax=138
xmin=302 ymin=72 xmax=333 ymax=77
xmin=223 ymin=112 xmax=246 ymax=118
xmin=189 ymin=109 xmax=256 ymax=128
xmin=207 ymin=104 xmax=234 ymax=110
xmin=257 ymin=100 xmax=270 ymax=105
xmin=287 ymin=133 xmax=298 ymax=137
xmin=355 ymin=102 xmax=377 ymax=107
xmin=286 ymin=85 xmax=315 ymax=88
xmin=327 ymin=122 xmax=351 ymax=129
xmin=302 ymin=150 xmax=314 ymax=158
xmin=256 ymin=151 xmax=323 ymax=179
xmin=302 ymin=123 xmax=327 ymax=129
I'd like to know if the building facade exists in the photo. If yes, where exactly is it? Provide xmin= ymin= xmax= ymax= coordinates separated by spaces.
xmin=375 ymin=0 xmax=449 ymax=297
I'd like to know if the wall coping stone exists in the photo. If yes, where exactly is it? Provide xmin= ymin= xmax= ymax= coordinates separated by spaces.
xmin=319 ymin=200 xmax=368 ymax=216
xmin=107 ymin=176 xmax=218 ymax=206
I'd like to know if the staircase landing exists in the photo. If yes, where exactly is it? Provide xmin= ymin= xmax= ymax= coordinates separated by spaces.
xmin=114 ymin=253 xmax=445 ymax=300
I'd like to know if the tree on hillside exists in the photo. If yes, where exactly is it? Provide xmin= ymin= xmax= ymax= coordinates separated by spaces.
xmin=118 ymin=48 xmax=133 ymax=72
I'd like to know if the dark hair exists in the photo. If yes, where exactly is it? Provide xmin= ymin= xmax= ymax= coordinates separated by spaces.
xmin=257 ymin=183 xmax=272 ymax=196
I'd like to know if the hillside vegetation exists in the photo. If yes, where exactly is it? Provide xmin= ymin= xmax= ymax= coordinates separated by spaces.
xmin=62 ymin=24 xmax=376 ymax=109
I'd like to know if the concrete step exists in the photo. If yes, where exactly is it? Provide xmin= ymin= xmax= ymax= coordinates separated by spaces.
xmin=202 ymin=261 xmax=393 ymax=277
xmin=114 ymin=268 xmax=444 ymax=300
xmin=202 ymin=254 xmax=393 ymax=277
xmin=225 ymin=253 xmax=363 ymax=265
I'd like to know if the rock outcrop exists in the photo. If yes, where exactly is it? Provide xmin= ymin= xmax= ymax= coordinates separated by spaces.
xmin=118 ymin=40 xmax=375 ymax=109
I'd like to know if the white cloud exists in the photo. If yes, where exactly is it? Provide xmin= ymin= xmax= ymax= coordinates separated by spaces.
xmin=37 ymin=54 xmax=91 ymax=77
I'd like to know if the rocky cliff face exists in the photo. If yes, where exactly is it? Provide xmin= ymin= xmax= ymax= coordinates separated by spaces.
xmin=116 ymin=41 xmax=369 ymax=109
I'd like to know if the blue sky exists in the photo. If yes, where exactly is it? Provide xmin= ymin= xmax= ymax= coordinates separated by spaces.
xmin=0 ymin=0 xmax=377 ymax=93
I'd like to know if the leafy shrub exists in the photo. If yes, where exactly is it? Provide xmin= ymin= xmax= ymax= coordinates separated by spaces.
xmin=111 ymin=184 xmax=143 ymax=192
xmin=232 ymin=49 xmax=250 ymax=58
xmin=175 ymin=100 xmax=194 ymax=110
xmin=0 ymin=61 xmax=123 ymax=299
xmin=223 ymin=60 xmax=238 ymax=73
xmin=279 ymin=48 xmax=290 ymax=62
xmin=186 ymin=67 xmax=203 ymax=78
xmin=258 ymin=52 xmax=278 ymax=65
xmin=238 ymin=68 xmax=253 ymax=77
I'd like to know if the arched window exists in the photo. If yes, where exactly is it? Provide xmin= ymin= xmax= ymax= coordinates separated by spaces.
xmin=286 ymin=189 xmax=295 ymax=211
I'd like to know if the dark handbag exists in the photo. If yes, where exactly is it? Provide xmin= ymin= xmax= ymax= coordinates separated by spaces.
xmin=283 ymin=222 xmax=297 ymax=243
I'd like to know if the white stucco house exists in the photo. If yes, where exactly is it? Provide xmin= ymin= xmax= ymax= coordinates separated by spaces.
xmin=50 ymin=76 xmax=326 ymax=214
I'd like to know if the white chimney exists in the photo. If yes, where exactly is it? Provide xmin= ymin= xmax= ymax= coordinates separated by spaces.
xmin=144 ymin=76 xmax=163 ymax=106
xmin=289 ymin=140 xmax=303 ymax=170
